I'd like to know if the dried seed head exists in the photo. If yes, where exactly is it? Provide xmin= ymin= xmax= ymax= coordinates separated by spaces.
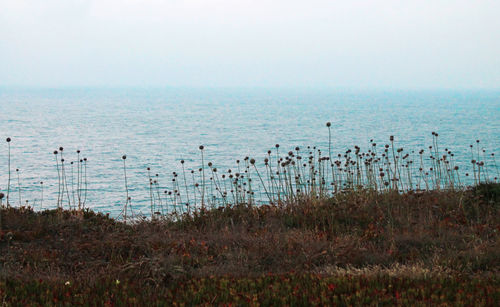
xmin=181 ymin=160 xmax=185 ymax=164
xmin=122 ymin=155 xmax=127 ymax=160
xmin=250 ymin=158 xmax=255 ymax=165
xmin=326 ymin=122 xmax=331 ymax=127
xmin=54 ymin=150 xmax=58 ymax=155
xmin=199 ymin=145 xmax=204 ymax=150
xmin=59 ymin=147 xmax=64 ymax=151
xmin=6 ymin=137 xmax=11 ymax=142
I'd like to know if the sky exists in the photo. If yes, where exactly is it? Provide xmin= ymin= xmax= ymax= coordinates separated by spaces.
xmin=0 ymin=0 xmax=499 ymax=89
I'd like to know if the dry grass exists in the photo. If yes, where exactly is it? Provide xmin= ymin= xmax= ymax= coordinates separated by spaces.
xmin=1 ymin=185 xmax=498 ymax=280
xmin=0 ymin=184 xmax=498 ymax=304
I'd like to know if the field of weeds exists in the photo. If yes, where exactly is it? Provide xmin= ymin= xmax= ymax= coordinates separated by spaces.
xmin=0 ymin=184 xmax=499 ymax=305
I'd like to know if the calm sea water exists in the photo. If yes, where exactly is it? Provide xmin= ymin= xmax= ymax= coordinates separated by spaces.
xmin=0 ymin=88 xmax=499 ymax=216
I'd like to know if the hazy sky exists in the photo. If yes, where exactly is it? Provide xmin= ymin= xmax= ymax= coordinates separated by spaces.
xmin=1 ymin=0 xmax=499 ymax=89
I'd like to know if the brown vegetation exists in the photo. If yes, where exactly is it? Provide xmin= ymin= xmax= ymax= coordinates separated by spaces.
xmin=1 ymin=185 xmax=498 ymax=286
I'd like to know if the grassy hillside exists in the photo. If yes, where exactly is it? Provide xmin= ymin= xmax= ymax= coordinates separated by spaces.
xmin=0 ymin=184 xmax=499 ymax=305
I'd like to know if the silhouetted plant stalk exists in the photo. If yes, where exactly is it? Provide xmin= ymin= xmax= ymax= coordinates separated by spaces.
xmin=82 ymin=157 xmax=88 ymax=208
xmin=40 ymin=181 xmax=44 ymax=209
xmin=6 ymin=137 xmax=11 ymax=206
xmin=199 ymin=145 xmax=206 ymax=210
xmin=59 ymin=147 xmax=72 ymax=209
xmin=15 ymin=168 xmax=22 ymax=207
xmin=70 ymin=161 xmax=76 ymax=206
xmin=53 ymin=150 xmax=61 ymax=208
xmin=120 ymin=155 xmax=132 ymax=223
xmin=76 ymin=150 xmax=81 ymax=208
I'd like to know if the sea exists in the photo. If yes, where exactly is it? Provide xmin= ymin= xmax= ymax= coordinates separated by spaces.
xmin=1 ymin=88 xmax=499 ymax=216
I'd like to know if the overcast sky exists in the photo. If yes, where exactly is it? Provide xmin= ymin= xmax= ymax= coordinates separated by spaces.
xmin=1 ymin=0 xmax=499 ymax=89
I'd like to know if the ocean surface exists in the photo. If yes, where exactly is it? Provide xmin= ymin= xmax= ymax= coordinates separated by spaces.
xmin=0 ymin=88 xmax=499 ymax=216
